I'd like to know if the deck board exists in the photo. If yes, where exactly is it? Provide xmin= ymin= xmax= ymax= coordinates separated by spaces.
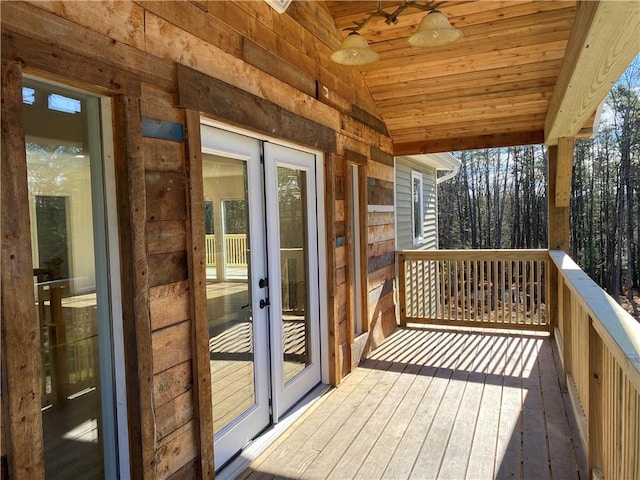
xmin=236 ymin=326 xmax=586 ymax=480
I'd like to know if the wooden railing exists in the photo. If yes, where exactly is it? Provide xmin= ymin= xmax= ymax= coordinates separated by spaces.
xmin=205 ymin=234 xmax=216 ymax=266
xmin=398 ymin=249 xmax=550 ymax=330
xmin=550 ymin=250 xmax=640 ymax=479
xmin=35 ymin=269 xmax=98 ymax=406
xmin=205 ymin=234 xmax=248 ymax=267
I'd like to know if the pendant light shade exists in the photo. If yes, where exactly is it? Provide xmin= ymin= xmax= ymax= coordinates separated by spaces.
xmin=408 ymin=10 xmax=462 ymax=47
xmin=330 ymin=32 xmax=379 ymax=66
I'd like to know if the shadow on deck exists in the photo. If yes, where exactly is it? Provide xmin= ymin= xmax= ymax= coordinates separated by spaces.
xmin=238 ymin=326 xmax=586 ymax=480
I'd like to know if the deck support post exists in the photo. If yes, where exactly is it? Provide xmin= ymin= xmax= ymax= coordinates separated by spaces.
xmin=547 ymin=141 xmax=573 ymax=337
xmin=588 ymin=322 xmax=603 ymax=478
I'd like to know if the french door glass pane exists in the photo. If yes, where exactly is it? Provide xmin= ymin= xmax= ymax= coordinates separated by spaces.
xmin=203 ymin=153 xmax=256 ymax=434
xmin=25 ymin=79 xmax=106 ymax=479
xmin=277 ymin=166 xmax=311 ymax=383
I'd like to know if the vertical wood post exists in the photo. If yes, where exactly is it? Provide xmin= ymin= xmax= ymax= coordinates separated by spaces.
xmin=398 ymin=253 xmax=407 ymax=327
xmin=358 ymin=165 xmax=369 ymax=333
xmin=325 ymin=154 xmax=340 ymax=386
xmin=1 ymin=59 xmax=46 ymax=480
xmin=548 ymin=141 xmax=573 ymax=336
xmin=562 ymin=280 xmax=573 ymax=382
xmin=112 ymin=95 xmax=155 ymax=480
xmin=184 ymin=109 xmax=215 ymax=478
xmin=589 ymin=321 xmax=604 ymax=477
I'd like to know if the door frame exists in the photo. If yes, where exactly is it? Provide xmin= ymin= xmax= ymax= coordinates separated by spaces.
xmin=201 ymin=119 xmax=330 ymax=385
xmin=200 ymin=126 xmax=272 ymax=470
xmin=263 ymin=142 xmax=322 ymax=421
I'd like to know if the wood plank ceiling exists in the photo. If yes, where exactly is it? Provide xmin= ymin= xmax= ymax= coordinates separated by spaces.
xmin=326 ymin=1 xmax=578 ymax=154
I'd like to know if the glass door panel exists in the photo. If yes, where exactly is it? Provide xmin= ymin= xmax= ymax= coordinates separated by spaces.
xmin=277 ymin=166 xmax=311 ymax=383
xmin=24 ymin=78 xmax=118 ymax=478
xmin=264 ymin=143 xmax=321 ymax=421
xmin=201 ymin=126 xmax=270 ymax=471
xmin=204 ymin=154 xmax=255 ymax=434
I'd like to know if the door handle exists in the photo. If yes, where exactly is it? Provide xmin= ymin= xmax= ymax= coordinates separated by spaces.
xmin=259 ymin=278 xmax=268 ymax=288
xmin=259 ymin=298 xmax=270 ymax=309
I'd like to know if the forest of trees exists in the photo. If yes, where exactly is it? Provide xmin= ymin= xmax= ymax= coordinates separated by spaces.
xmin=437 ymin=61 xmax=639 ymax=318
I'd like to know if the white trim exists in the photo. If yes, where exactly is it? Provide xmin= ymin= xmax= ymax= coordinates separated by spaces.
xmin=316 ymin=154 xmax=329 ymax=385
xmin=264 ymin=0 xmax=292 ymax=14
xmin=350 ymin=165 xmax=363 ymax=337
xmin=101 ymin=97 xmax=131 ymax=480
xmin=200 ymin=117 xmax=321 ymax=157
xmin=264 ymin=143 xmax=321 ymax=421
xmin=368 ymin=205 xmax=394 ymax=213
xmin=411 ymin=170 xmax=424 ymax=245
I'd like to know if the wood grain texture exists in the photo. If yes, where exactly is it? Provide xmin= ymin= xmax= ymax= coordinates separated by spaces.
xmin=1 ymin=30 xmax=141 ymax=97
xmin=545 ymin=1 xmax=640 ymax=144
xmin=154 ymin=421 xmax=198 ymax=480
xmin=145 ymin=171 xmax=188 ymax=222
xmin=147 ymin=251 xmax=188 ymax=288
xmin=112 ymin=94 xmax=155 ymax=480
xmin=149 ymin=280 xmax=191 ymax=331
xmin=326 ymin=153 xmax=341 ymax=385
xmin=239 ymin=329 xmax=583 ymax=479
xmin=555 ymin=137 xmax=575 ymax=207
xmin=184 ymin=108 xmax=214 ymax=479
xmin=1 ymin=59 xmax=45 ymax=480
xmin=243 ymin=38 xmax=316 ymax=98
xmin=1 ymin=1 xmax=174 ymax=91
xmin=147 ymin=221 xmax=187 ymax=256
xmin=177 ymin=65 xmax=337 ymax=153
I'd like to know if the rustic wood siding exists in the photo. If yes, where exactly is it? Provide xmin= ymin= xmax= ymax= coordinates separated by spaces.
xmin=1 ymin=1 xmax=394 ymax=477
xmin=367 ymin=148 xmax=398 ymax=352
xmin=395 ymin=158 xmax=438 ymax=251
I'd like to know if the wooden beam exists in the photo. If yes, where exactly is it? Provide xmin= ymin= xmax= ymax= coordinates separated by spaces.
xmin=112 ymin=95 xmax=155 ymax=480
xmin=177 ymin=65 xmax=337 ymax=153
xmin=555 ymin=137 xmax=575 ymax=207
xmin=393 ymin=130 xmax=545 ymax=155
xmin=325 ymin=153 xmax=341 ymax=385
xmin=345 ymin=149 xmax=368 ymax=167
xmin=545 ymin=1 xmax=640 ymax=145
xmin=1 ymin=30 xmax=141 ymax=97
xmin=548 ymin=145 xmax=570 ymax=252
xmin=1 ymin=59 xmax=45 ymax=480
xmin=184 ymin=109 xmax=215 ymax=478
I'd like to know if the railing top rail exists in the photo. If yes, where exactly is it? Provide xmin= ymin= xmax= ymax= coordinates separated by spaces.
xmin=549 ymin=249 xmax=640 ymax=391
xmin=398 ymin=249 xmax=549 ymax=261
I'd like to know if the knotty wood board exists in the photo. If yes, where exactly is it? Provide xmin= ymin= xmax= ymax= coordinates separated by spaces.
xmin=1 ymin=2 xmax=172 ymax=91
xmin=176 ymin=65 xmax=337 ymax=153
xmin=146 ymin=220 xmax=187 ymax=256
xmin=154 ymin=421 xmax=198 ymax=480
xmin=149 ymin=280 xmax=190 ymax=331
xmin=152 ymin=320 xmax=192 ymax=375
xmin=112 ymin=94 xmax=155 ymax=480
xmin=238 ymin=328 xmax=583 ymax=479
xmin=147 ymin=251 xmax=188 ymax=288
xmin=143 ymin=137 xmax=185 ymax=172
xmin=24 ymin=0 xmax=145 ymax=48
xmin=155 ymin=390 xmax=195 ymax=441
xmin=184 ymin=108 xmax=215 ymax=478
xmin=145 ymin=171 xmax=187 ymax=222
xmin=1 ymin=59 xmax=45 ymax=480
xmin=154 ymin=361 xmax=193 ymax=409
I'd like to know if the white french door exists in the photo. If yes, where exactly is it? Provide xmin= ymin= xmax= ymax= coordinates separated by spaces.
xmin=263 ymin=143 xmax=322 ymax=421
xmin=201 ymin=126 xmax=322 ymax=470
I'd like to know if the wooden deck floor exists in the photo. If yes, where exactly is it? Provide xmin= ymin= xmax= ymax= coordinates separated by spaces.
xmin=237 ymin=327 xmax=586 ymax=480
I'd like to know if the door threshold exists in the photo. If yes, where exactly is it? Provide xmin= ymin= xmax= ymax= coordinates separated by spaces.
xmin=216 ymin=383 xmax=332 ymax=480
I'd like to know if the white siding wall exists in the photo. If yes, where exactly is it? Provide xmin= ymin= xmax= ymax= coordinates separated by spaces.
xmin=395 ymin=158 xmax=438 ymax=251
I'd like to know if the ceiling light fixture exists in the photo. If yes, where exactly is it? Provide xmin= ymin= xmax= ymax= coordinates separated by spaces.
xmin=331 ymin=1 xmax=462 ymax=66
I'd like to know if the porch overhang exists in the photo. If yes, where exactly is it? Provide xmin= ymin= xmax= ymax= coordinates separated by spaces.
xmin=326 ymin=1 xmax=640 ymax=155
